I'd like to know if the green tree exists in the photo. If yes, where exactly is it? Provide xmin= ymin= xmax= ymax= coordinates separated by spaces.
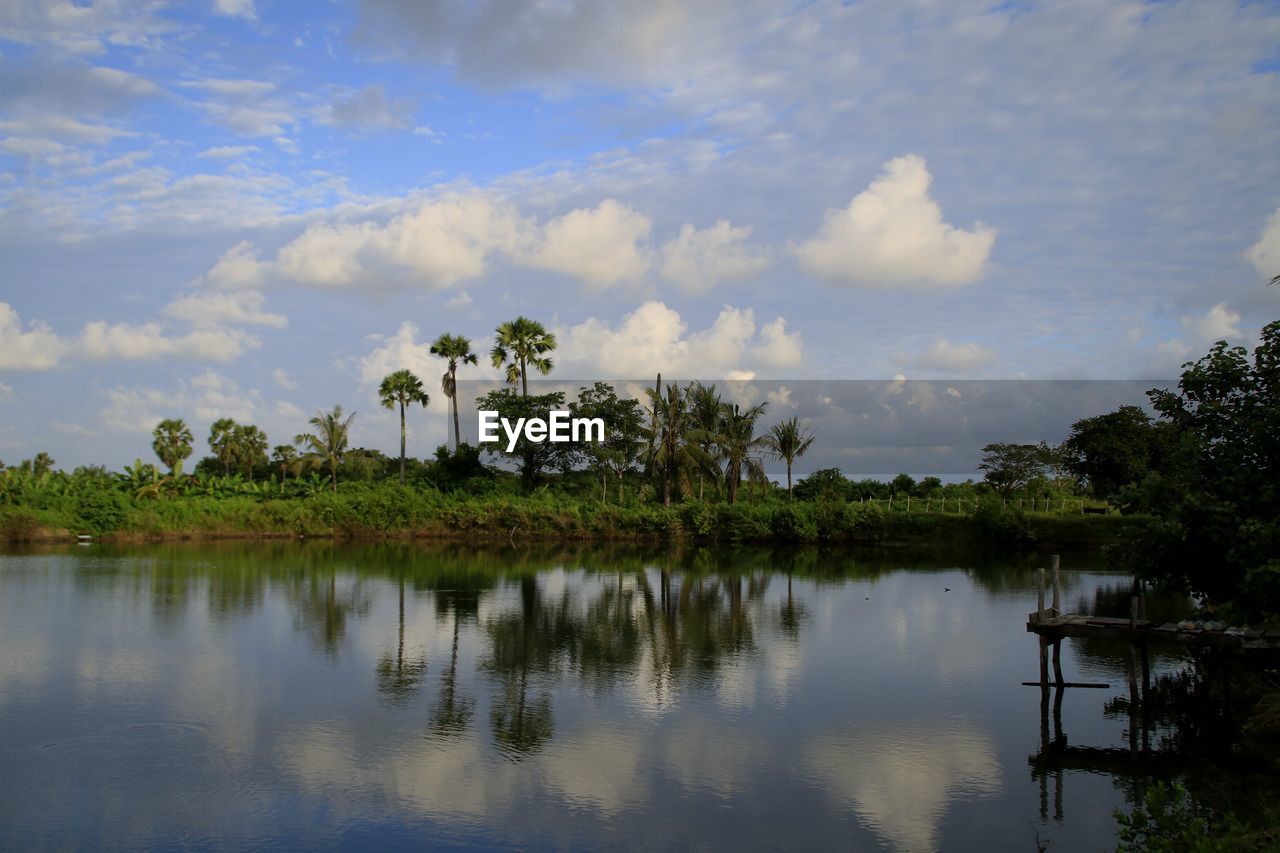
xmin=430 ymin=333 xmax=479 ymax=452
xmin=764 ymin=417 xmax=816 ymax=500
xmin=1126 ymin=321 xmax=1280 ymax=616
xmin=474 ymin=388 xmax=574 ymax=492
xmin=685 ymin=381 xmax=724 ymax=500
xmin=1062 ymin=405 xmax=1177 ymax=499
xmin=644 ymin=382 xmax=715 ymax=507
xmin=295 ymin=405 xmax=355 ymax=493
xmin=209 ymin=418 xmax=238 ymax=475
xmin=978 ymin=442 xmax=1053 ymax=498
xmin=30 ymin=451 xmax=56 ymax=477
xmin=271 ymin=444 xmax=299 ymax=481
xmin=378 ymin=369 xmax=429 ymax=485
xmin=570 ymin=382 xmax=645 ymax=503
xmin=490 ymin=316 xmax=556 ymax=397
xmin=151 ymin=418 xmax=194 ymax=475
xmin=719 ymin=402 xmax=769 ymax=504
xmin=231 ymin=424 xmax=269 ymax=478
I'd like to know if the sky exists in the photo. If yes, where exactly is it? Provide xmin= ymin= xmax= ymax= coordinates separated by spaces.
xmin=1 ymin=0 xmax=1279 ymax=470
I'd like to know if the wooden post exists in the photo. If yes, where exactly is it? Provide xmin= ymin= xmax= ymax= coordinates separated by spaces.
xmin=906 ymin=494 xmax=910 ymax=512
xmin=1130 ymin=594 xmax=1138 ymax=630
xmin=1052 ymin=639 xmax=1063 ymax=685
xmin=1127 ymin=643 xmax=1139 ymax=756
xmin=1050 ymin=554 xmax=1060 ymax=616
xmin=1037 ymin=568 xmax=1046 ymax=620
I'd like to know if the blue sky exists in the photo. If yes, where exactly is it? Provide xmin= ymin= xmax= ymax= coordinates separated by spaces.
xmin=2 ymin=0 xmax=1279 ymax=469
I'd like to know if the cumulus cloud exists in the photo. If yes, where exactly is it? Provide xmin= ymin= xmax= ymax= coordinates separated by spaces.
xmin=272 ymin=195 xmax=530 ymax=289
xmin=658 ymin=220 xmax=768 ymax=292
xmin=1246 ymin=207 xmax=1280 ymax=280
xmin=555 ymin=301 xmax=803 ymax=377
xmin=525 ymin=199 xmax=652 ymax=288
xmin=1182 ymin=303 xmax=1241 ymax=342
xmin=198 ymin=241 xmax=267 ymax=289
xmin=272 ymin=368 xmax=297 ymax=390
xmin=795 ymin=155 xmax=996 ymax=288
xmin=912 ymin=339 xmax=998 ymax=373
xmin=0 ymin=303 xmax=65 ymax=370
xmin=358 ymin=322 xmax=439 ymax=388
xmin=78 ymin=322 xmax=256 ymax=363
xmin=101 ymin=370 xmax=260 ymax=434
xmin=197 ymin=145 xmax=259 ymax=159
xmin=162 ymin=290 xmax=286 ymax=329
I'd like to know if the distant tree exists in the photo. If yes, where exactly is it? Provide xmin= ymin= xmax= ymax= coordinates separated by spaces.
xmin=491 ymin=317 xmax=555 ymax=397
xmin=570 ymin=382 xmax=645 ymax=503
xmin=794 ymin=468 xmax=851 ymax=502
xmin=209 ymin=418 xmax=238 ymax=475
xmin=474 ymin=388 xmax=573 ymax=492
xmin=31 ymin=451 xmax=56 ymax=477
xmin=719 ymin=402 xmax=769 ymax=504
xmin=685 ymin=381 xmax=724 ymax=500
xmin=918 ymin=476 xmax=944 ymax=496
xmin=890 ymin=472 xmax=917 ymax=499
xmin=232 ymin=424 xmax=269 ymax=478
xmin=378 ymin=369 xmax=430 ymax=485
xmin=296 ymin=405 xmax=355 ymax=493
xmin=152 ymin=418 xmax=194 ymax=475
xmin=430 ymin=333 xmax=479 ymax=452
xmin=978 ymin=443 xmax=1054 ymax=498
xmin=764 ymin=417 xmax=816 ymax=500
xmin=644 ymin=382 xmax=715 ymax=506
xmin=1062 ymin=406 xmax=1177 ymax=499
xmin=271 ymin=444 xmax=299 ymax=480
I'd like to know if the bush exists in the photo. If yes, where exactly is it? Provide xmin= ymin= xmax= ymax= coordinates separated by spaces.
xmin=971 ymin=501 xmax=1036 ymax=547
xmin=74 ymin=487 xmax=128 ymax=533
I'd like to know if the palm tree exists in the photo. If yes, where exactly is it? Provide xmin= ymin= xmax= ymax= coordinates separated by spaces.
xmin=644 ymin=383 xmax=717 ymax=507
xmin=719 ymin=402 xmax=769 ymax=504
xmin=152 ymin=418 xmax=194 ymax=475
xmin=490 ymin=316 xmax=556 ymax=396
xmin=685 ymin=382 xmax=724 ymax=501
xmin=764 ymin=417 xmax=816 ymax=500
xmin=430 ymin=333 xmax=478 ymax=451
xmin=295 ymin=405 xmax=355 ymax=493
xmin=271 ymin=444 xmax=299 ymax=481
xmin=378 ymin=370 xmax=429 ymax=485
xmin=233 ymin=424 xmax=269 ymax=479
xmin=209 ymin=418 xmax=238 ymax=475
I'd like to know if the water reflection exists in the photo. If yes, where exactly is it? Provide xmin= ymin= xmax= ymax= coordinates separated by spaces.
xmin=0 ymin=542 xmax=1173 ymax=851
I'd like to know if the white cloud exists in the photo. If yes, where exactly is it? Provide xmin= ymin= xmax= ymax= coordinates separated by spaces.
xmin=795 ymin=155 xmax=996 ymax=288
xmin=556 ymin=301 xmax=803 ymax=377
xmin=101 ymin=370 xmax=260 ymax=434
xmin=0 ymin=382 xmax=13 ymax=402
xmin=525 ymin=199 xmax=651 ymax=288
xmin=197 ymin=145 xmax=260 ymax=159
xmin=162 ymin=290 xmax=286 ymax=329
xmin=317 ymin=85 xmax=413 ymax=131
xmin=658 ymin=220 xmax=768 ymax=292
xmin=272 ymin=194 xmax=530 ymax=289
xmin=0 ymin=303 xmax=65 ymax=370
xmin=272 ymin=368 xmax=297 ymax=390
xmin=1245 ymin=206 xmax=1280 ymax=280
xmin=1181 ymin=303 xmax=1241 ymax=342
xmin=358 ymin=322 xmax=438 ymax=387
xmin=212 ymin=0 xmax=257 ymax=21
xmin=78 ymin=322 xmax=256 ymax=363
xmin=199 ymin=241 xmax=268 ymax=289
xmin=912 ymin=339 xmax=998 ymax=373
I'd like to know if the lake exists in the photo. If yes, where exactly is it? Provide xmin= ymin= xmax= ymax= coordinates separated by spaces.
xmin=0 ymin=542 xmax=1189 ymax=851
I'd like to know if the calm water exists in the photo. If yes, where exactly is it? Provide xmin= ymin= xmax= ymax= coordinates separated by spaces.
xmin=0 ymin=542 xmax=1187 ymax=851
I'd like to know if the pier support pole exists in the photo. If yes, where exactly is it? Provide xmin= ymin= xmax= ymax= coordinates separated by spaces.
xmin=1050 ymin=555 xmax=1060 ymax=616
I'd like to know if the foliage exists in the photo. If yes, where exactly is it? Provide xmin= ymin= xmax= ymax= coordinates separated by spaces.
xmin=378 ymin=368 xmax=430 ymax=485
xmin=1062 ymin=405 xmax=1178 ymax=499
xmin=570 ymin=382 xmax=646 ymax=503
xmin=490 ymin=316 xmax=556 ymax=396
xmin=295 ymin=405 xmax=355 ymax=494
xmin=763 ymin=416 xmax=816 ymax=499
xmin=152 ymin=418 xmax=194 ymax=475
xmin=474 ymin=388 xmax=575 ymax=492
xmin=430 ymin=332 xmax=479 ymax=452
xmin=978 ymin=442 xmax=1057 ymax=497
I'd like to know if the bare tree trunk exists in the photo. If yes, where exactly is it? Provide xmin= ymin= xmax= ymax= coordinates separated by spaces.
xmin=520 ymin=355 xmax=528 ymax=396
xmin=451 ymin=368 xmax=461 ymax=451
xmin=787 ymin=460 xmax=793 ymax=501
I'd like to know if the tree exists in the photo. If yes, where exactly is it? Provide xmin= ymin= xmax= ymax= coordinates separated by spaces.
xmin=1126 ymin=321 xmax=1280 ymax=615
xmin=295 ymin=405 xmax=355 ymax=493
xmin=719 ymin=402 xmax=769 ymax=504
xmin=490 ymin=316 xmax=556 ymax=396
xmin=31 ymin=451 xmax=56 ymax=477
xmin=152 ymin=418 xmax=193 ymax=475
xmin=430 ymin=333 xmax=479 ymax=452
xmin=978 ymin=442 xmax=1054 ymax=498
xmin=644 ymin=382 xmax=716 ymax=507
xmin=473 ymin=388 xmax=575 ymax=492
xmin=685 ymin=381 xmax=724 ymax=500
xmin=232 ymin=424 xmax=269 ymax=478
xmin=1062 ymin=406 xmax=1177 ymax=499
xmin=378 ymin=369 xmax=429 ymax=485
xmin=570 ymin=382 xmax=645 ymax=503
xmin=271 ymin=444 xmax=299 ymax=481
xmin=209 ymin=418 xmax=238 ymax=475
xmin=764 ymin=417 xmax=816 ymax=500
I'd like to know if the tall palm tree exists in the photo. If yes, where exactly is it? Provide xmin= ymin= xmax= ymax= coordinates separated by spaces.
xmin=430 ymin=333 xmax=478 ymax=451
xmin=764 ymin=417 xmax=816 ymax=500
xmin=233 ymin=424 xmax=269 ymax=479
xmin=209 ymin=418 xmax=238 ymax=475
xmin=719 ymin=402 xmax=769 ymax=504
xmin=271 ymin=444 xmax=299 ymax=481
xmin=378 ymin=370 xmax=429 ymax=485
xmin=295 ymin=405 xmax=355 ymax=493
xmin=491 ymin=316 xmax=556 ymax=396
xmin=644 ymin=383 xmax=717 ymax=507
xmin=685 ymin=382 xmax=724 ymax=501
xmin=152 ymin=418 xmax=194 ymax=475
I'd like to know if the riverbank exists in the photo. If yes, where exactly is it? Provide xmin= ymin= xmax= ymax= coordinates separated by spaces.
xmin=0 ymin=489 xmax=1150 ymax=549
